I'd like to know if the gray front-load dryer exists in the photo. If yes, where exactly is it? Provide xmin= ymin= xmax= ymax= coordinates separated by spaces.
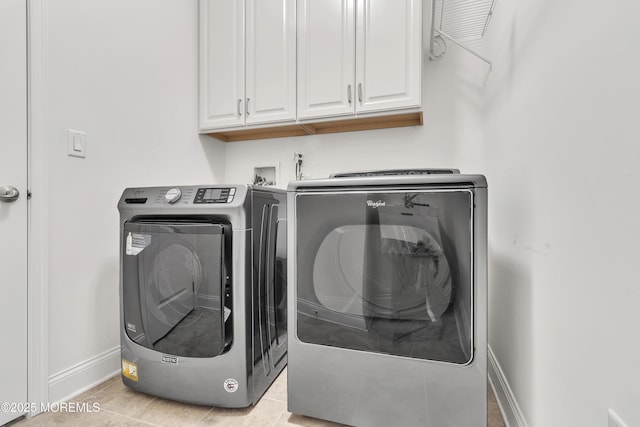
xmin=287 ymin=170 xmax=488 ymax=426
xmin=118 ymin=185 xmax=287 ymax=407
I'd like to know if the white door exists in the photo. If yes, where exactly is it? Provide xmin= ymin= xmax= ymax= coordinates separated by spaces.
xmin=0 ymin=0 xmax=29 ymax=424
xmin=297 ymin=0 xmax=355 ymax=119
xmin=355 ymin=0 xmax=422 ymax=113
xmin=199 ymin=0 xmax=245 ymax=130
xmin=245 ymin=0 xmax=296 ymax=125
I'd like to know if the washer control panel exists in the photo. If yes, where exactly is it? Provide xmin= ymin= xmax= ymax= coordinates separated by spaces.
xmin=193 ymin=187 xmax=236 ymax=204
xmin=121 ymin=186 xmax=241 ymax=206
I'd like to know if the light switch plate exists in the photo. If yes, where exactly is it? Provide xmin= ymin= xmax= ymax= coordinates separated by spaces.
xmin=67 ymin=129 xmax=86 ymax=158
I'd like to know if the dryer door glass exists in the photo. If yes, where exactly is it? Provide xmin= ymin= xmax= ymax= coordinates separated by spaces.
xmin=295 ymin=189 xmax=474 ymax=364
xmin=122 ymin=221 xmax=230 ymax=358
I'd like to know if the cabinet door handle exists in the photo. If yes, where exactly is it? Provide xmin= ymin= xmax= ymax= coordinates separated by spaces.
xmin=358 ymin=83 xmax=363 ymax=103
xmin=347 ymin=84 xmax=352 ymax=104
xmin=237 ymin=99 xmax=242 ymax=116
xmin=246 ymin=98 xmax=250 ymax=116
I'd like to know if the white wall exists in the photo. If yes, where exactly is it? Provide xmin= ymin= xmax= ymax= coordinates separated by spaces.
xmin=481 ymin=0 xmax=640 ymax=425
xmin=45 ymin=0 xmax=225 ymax=398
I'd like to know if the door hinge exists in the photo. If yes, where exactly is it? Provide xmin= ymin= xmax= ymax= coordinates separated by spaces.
xmin=27 ymin=190 xmax=32 ymax=200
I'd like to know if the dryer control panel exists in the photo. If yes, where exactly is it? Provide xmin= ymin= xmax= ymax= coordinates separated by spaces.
xmin=193 ymin=187 xmax=235 ymax=204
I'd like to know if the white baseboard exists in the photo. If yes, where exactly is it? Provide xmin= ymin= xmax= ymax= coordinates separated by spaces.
xmin=48 ymin=346 xmax=120 ymax=404
xmin=488 ymin=345 xmax=529 ymax=427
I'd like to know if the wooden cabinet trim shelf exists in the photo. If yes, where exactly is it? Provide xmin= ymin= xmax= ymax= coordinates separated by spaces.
xmin=204 ymin=112 xmax=423 ymax=142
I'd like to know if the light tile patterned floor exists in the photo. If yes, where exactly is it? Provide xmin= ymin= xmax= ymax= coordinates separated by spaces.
xmin=9 ymin=368 xmax=506 ymax=426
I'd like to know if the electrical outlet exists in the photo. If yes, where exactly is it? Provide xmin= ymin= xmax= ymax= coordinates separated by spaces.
xmin=608 ymin=409 xmax=629 ymax=427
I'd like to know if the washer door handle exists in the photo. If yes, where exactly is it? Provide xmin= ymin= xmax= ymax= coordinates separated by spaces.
xmin=0 ymin=186 xmax=19 ymax=203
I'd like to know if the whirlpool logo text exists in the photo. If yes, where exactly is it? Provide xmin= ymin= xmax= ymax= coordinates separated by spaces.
xmin=366 ymin=200 xmax=386 ymax=209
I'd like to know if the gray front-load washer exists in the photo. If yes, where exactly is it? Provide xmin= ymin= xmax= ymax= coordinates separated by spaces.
xmin=287 ymin=170 xmax=488 ymax=426
xmin=118 ymin=185 xmax=287 ymax=407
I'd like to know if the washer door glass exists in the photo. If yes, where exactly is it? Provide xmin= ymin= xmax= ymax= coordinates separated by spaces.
xmin=122 ymin=221 xmax=230 ymax=358
xmin=295 ymin=190 xmax=474 ymax=364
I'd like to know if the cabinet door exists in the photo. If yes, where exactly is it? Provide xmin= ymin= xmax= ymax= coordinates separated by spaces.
xmin=297 ymin=0 xmax=355 ymax=119
xmin=245 ymin=0 xmax=296 ymax=125
xmin=199 ymin=0 xmax=245 ymax=129
xmin=355 ymin=0 xmax=422 ymax=113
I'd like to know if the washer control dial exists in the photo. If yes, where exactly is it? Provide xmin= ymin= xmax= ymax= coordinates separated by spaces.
xmin=165 ymin=188 xmax=182 ymax=204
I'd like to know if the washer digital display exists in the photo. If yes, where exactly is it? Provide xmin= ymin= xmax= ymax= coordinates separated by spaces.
xmin=203 ymin=189 xmax=223 ymax=200
xmin=194 ymin=187 xmax=234 ymax=204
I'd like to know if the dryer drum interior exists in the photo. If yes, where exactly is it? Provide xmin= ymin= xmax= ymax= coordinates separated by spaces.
xmin=296 ymin=189 xmax=474 ymax=364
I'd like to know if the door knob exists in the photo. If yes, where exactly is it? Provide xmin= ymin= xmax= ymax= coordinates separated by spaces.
xmin=0 ymin=186 xmax=20 ymax=203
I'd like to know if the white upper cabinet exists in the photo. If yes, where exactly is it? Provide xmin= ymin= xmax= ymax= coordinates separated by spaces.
xmin=245 ymin=0 xmax=296 ymax=125
xmin=355 ymin=0 xmax=422 ymax=113
xmin=200 ymin=0 xmax=296 ymax=130
xmin=297 ymin=0 xmax=355 ymax=119
xmin=297 ymin=0 xmax=422 ymax=121
xmin=199 ymin=0 xmax=244 ymax=129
